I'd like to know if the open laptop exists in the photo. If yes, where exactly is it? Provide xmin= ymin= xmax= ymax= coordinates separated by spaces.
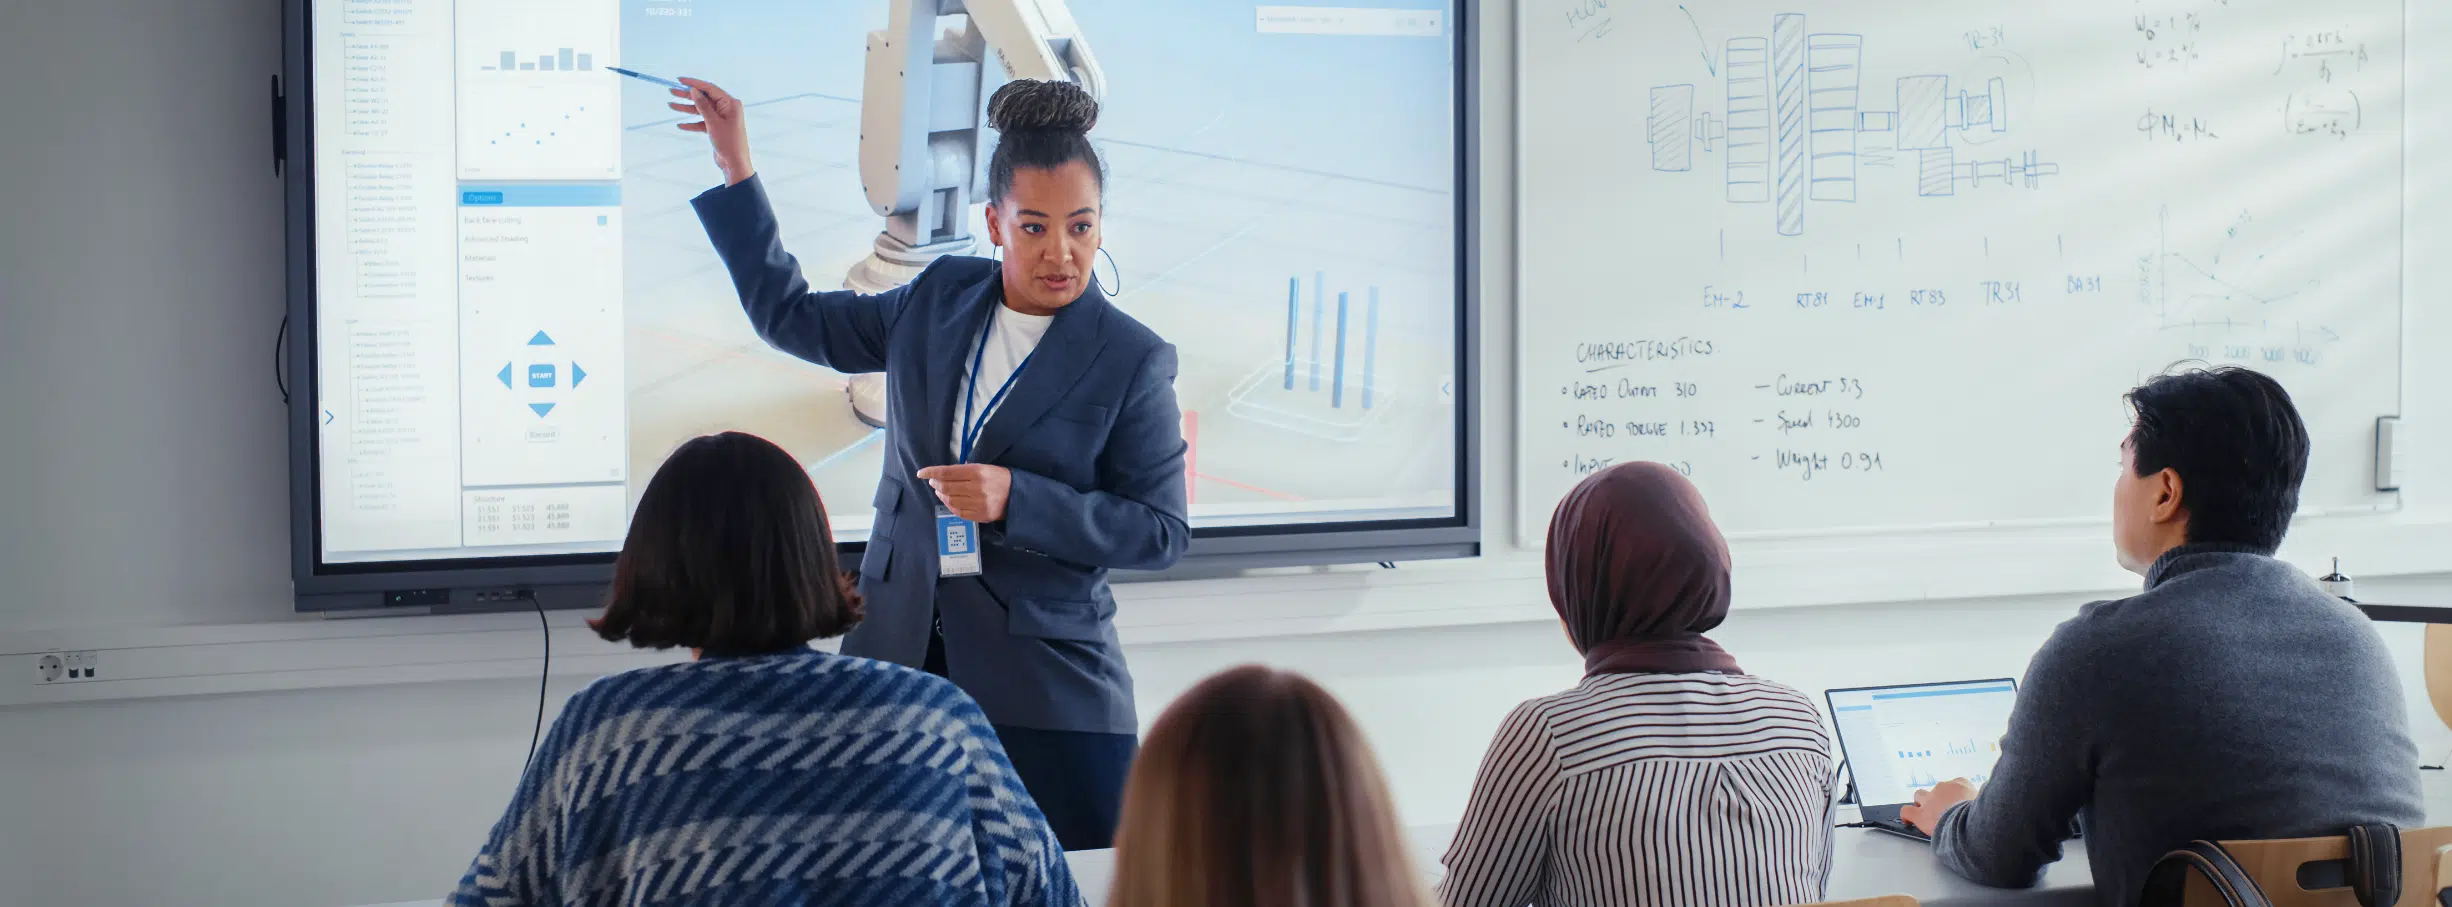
xmin=1825 ymin=678 xmax=2019 ymax=842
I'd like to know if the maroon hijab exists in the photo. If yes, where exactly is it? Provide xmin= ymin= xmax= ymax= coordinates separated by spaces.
xmin=1546 ymin=462 xmax=1742 ymax=676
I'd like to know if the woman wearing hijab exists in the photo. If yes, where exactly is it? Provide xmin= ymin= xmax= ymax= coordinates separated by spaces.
xmin=1438 ymin=462 xmax=1835 ymax=907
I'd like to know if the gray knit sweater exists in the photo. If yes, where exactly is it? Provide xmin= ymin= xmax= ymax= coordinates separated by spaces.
xmin=1932 ymin=544 xmax=2424 ymax=907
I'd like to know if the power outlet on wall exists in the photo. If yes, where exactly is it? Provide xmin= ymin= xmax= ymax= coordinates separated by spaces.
xmin=34 ymin=651 xmax=100 ymax=684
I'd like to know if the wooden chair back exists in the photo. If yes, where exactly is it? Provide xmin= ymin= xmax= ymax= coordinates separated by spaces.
xmin=2181 ymin=827 xmax=2452 ymax=907
xmin=2423 ymin=624 xmax=2452 ymax=734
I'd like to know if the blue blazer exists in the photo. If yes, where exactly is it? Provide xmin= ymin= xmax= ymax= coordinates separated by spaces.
xmin=693 ymin=176 xmax=1189 ymax=735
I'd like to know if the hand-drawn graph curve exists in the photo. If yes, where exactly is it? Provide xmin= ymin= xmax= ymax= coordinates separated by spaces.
xmin=1644 ymin=12 xmax=2062 ymax=237
xmin=2146 ymin=205 xmax=2346 ymax=367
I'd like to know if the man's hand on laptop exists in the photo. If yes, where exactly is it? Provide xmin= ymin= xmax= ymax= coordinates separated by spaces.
xmin=1900 ymin=778 xmax=1980 ymax=835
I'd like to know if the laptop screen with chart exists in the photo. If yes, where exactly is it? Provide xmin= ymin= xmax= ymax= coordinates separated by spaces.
xmin=1828 ymin=679 xmax=2018 ymax=809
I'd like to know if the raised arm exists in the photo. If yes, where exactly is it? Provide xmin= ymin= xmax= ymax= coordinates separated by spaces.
xmin=676 ymin=78 xmax=907 ymax=373
xmin=690 ymin=175 xmax=911 ymax=373
xmin=1000 ymin=343 xmax=1190 ymax=570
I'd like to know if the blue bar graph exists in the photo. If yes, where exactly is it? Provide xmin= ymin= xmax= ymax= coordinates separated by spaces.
xmin=1284 ymin=278 xmax=1300 ymax=389
xmin=1280 ymin=273 xmax=1385 ymax=409
xmin=1363 ymin=286 xmax=1379 ymax=409
xmin=1332 ymin=291 xmax=1350 ymax=407
xmin=1309 ymin=271 xmax=1325 ymax=390
xmin=489 ymin=47 xmax=601 ymax=73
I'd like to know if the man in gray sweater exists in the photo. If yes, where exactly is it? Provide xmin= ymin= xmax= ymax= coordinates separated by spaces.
xmin=1900 ymin=366 xmax=2423 ymax=907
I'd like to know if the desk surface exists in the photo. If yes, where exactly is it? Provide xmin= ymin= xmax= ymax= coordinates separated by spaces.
xmin=1062 ymin=818 xmax=2091 ymax=907
xmin=356 ymin=773 xmax=2452 ymax=907
xmin=358 ymin=822 xmax=2084 ymax=907
xmin=355 ymin=824 xmax=2094 ymax=907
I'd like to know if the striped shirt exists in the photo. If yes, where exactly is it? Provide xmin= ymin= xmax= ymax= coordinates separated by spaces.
xmin=1438 ymin=673 xmax=1837 ymax=907
xmin=447 ymin=649 xmax=1080 ymax=907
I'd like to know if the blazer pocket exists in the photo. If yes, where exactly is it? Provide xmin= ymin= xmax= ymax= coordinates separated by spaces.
xmin=870 ymin=482 xmax=905 ymax=532
xmin=1007 ymin=596 xmax=1109 ymax=642
xmin=859 ymin=535 xmax=894 ymax=581
xmin=1052 ymin=403 xmax=1112 ymax=426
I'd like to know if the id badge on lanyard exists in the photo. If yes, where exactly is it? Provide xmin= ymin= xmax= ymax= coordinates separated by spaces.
xmin=935 ymin=507 xmax=982 ymax=577
xmin=940 ymin=314 xmax=1031 ymax=578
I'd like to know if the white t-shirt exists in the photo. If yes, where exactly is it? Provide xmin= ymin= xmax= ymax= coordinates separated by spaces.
xmin=950 ymin=303 xmax=1055 ymax=462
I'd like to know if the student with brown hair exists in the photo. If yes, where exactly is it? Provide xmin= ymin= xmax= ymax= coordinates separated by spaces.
xmin=448 ymin=432 xmax=1078 ymax=907
xmin=1108 ymin=665 xmax=1431 ymax=907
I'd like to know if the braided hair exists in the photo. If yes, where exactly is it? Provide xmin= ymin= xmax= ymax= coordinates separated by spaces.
xmin=985 ymin=79 xmax=1105 ymax=203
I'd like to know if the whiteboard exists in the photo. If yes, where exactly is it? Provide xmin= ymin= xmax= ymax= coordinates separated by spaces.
xmin=1516 ymin=0 xmax=2405 ymax=545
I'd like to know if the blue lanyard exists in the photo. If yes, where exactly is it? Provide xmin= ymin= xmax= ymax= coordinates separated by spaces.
xmin=959 ymin=310 xmax=1034 ymax=463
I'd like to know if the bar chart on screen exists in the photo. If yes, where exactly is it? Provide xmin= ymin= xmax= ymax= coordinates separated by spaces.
xmin=1228 ymin=272 xmax=1394 ymax=443
xmin=1892 ymin=736 xmax=2001 ymax=788
xmin=453 ymin=0 xmax=620 ymax=179
xmin=477 ymin=47 xmax=600 ymax=72
xmin=1874 ymin=684 xmax=2014 ymax=788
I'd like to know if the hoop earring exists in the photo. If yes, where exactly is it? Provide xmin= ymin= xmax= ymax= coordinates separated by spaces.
xmin=1094 ymin=247 xmax=1122 ymax=298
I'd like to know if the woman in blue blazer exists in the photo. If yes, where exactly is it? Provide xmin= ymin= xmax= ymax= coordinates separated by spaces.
xmin=670 ymin=76 xmax=1189 ymax=850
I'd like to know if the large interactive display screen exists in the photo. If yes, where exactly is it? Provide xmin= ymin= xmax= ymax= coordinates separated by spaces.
xmin=283 ymin=0 xmax=1474 ymax=599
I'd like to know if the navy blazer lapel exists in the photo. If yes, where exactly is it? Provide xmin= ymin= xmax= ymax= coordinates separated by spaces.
xmin=925 ymin=273 xmax=1002 ymax=469
xmin=969 ymin=290 xmax=1111 ymax=467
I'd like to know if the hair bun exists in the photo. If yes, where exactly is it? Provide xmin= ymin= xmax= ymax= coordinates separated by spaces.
xmin=987 ymin=79 xmax=1099 ymax=134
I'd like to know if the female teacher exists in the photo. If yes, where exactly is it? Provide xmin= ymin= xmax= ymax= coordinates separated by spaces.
xmin=672 ymin=76 xmax=1189 ymax=850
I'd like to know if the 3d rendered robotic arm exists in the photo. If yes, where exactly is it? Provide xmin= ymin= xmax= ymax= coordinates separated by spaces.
xmin=843 ymin=0 xmax=1103 ymax=294
xmin=841 ymin=0 xmax=1103 ymax=427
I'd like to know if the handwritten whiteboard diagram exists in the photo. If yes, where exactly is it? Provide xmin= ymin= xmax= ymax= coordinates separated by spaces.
xmin=1517 ymin=0 xmax=2404 ymax=543
xmin=1645 ymin=12 xmax=2062 ymax=236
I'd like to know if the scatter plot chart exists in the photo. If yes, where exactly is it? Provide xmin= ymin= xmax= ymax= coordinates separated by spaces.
xmin=459 ymin=83 xmax=618 ymax=179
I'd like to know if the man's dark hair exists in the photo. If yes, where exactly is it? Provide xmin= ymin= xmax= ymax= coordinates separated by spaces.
xmin=593 ymin=431 xmax=862 ymax=655
xmin=2124 ymin=366 xmax=2310 ymax=553
xmin=985 ymin=78 xmax=1105 ymax=203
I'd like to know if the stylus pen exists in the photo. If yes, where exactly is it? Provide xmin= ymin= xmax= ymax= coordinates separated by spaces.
xmin=608 ymin=67 xmax=689 ymax=92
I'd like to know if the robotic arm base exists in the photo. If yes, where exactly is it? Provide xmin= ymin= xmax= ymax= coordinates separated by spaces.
xmin=842 ymin=230 xmax=981 ymax=295
xmin=840 ymin=229 xmax=983 ymax=430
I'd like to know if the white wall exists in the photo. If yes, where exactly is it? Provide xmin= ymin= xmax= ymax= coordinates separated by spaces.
xmin=3 ymin=1 xmax=2449 ymax=906
xmin=0 ymin=0 xmax=294 ymax=633
xmin=3 ymin=599 xmax=2441 ymax=907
